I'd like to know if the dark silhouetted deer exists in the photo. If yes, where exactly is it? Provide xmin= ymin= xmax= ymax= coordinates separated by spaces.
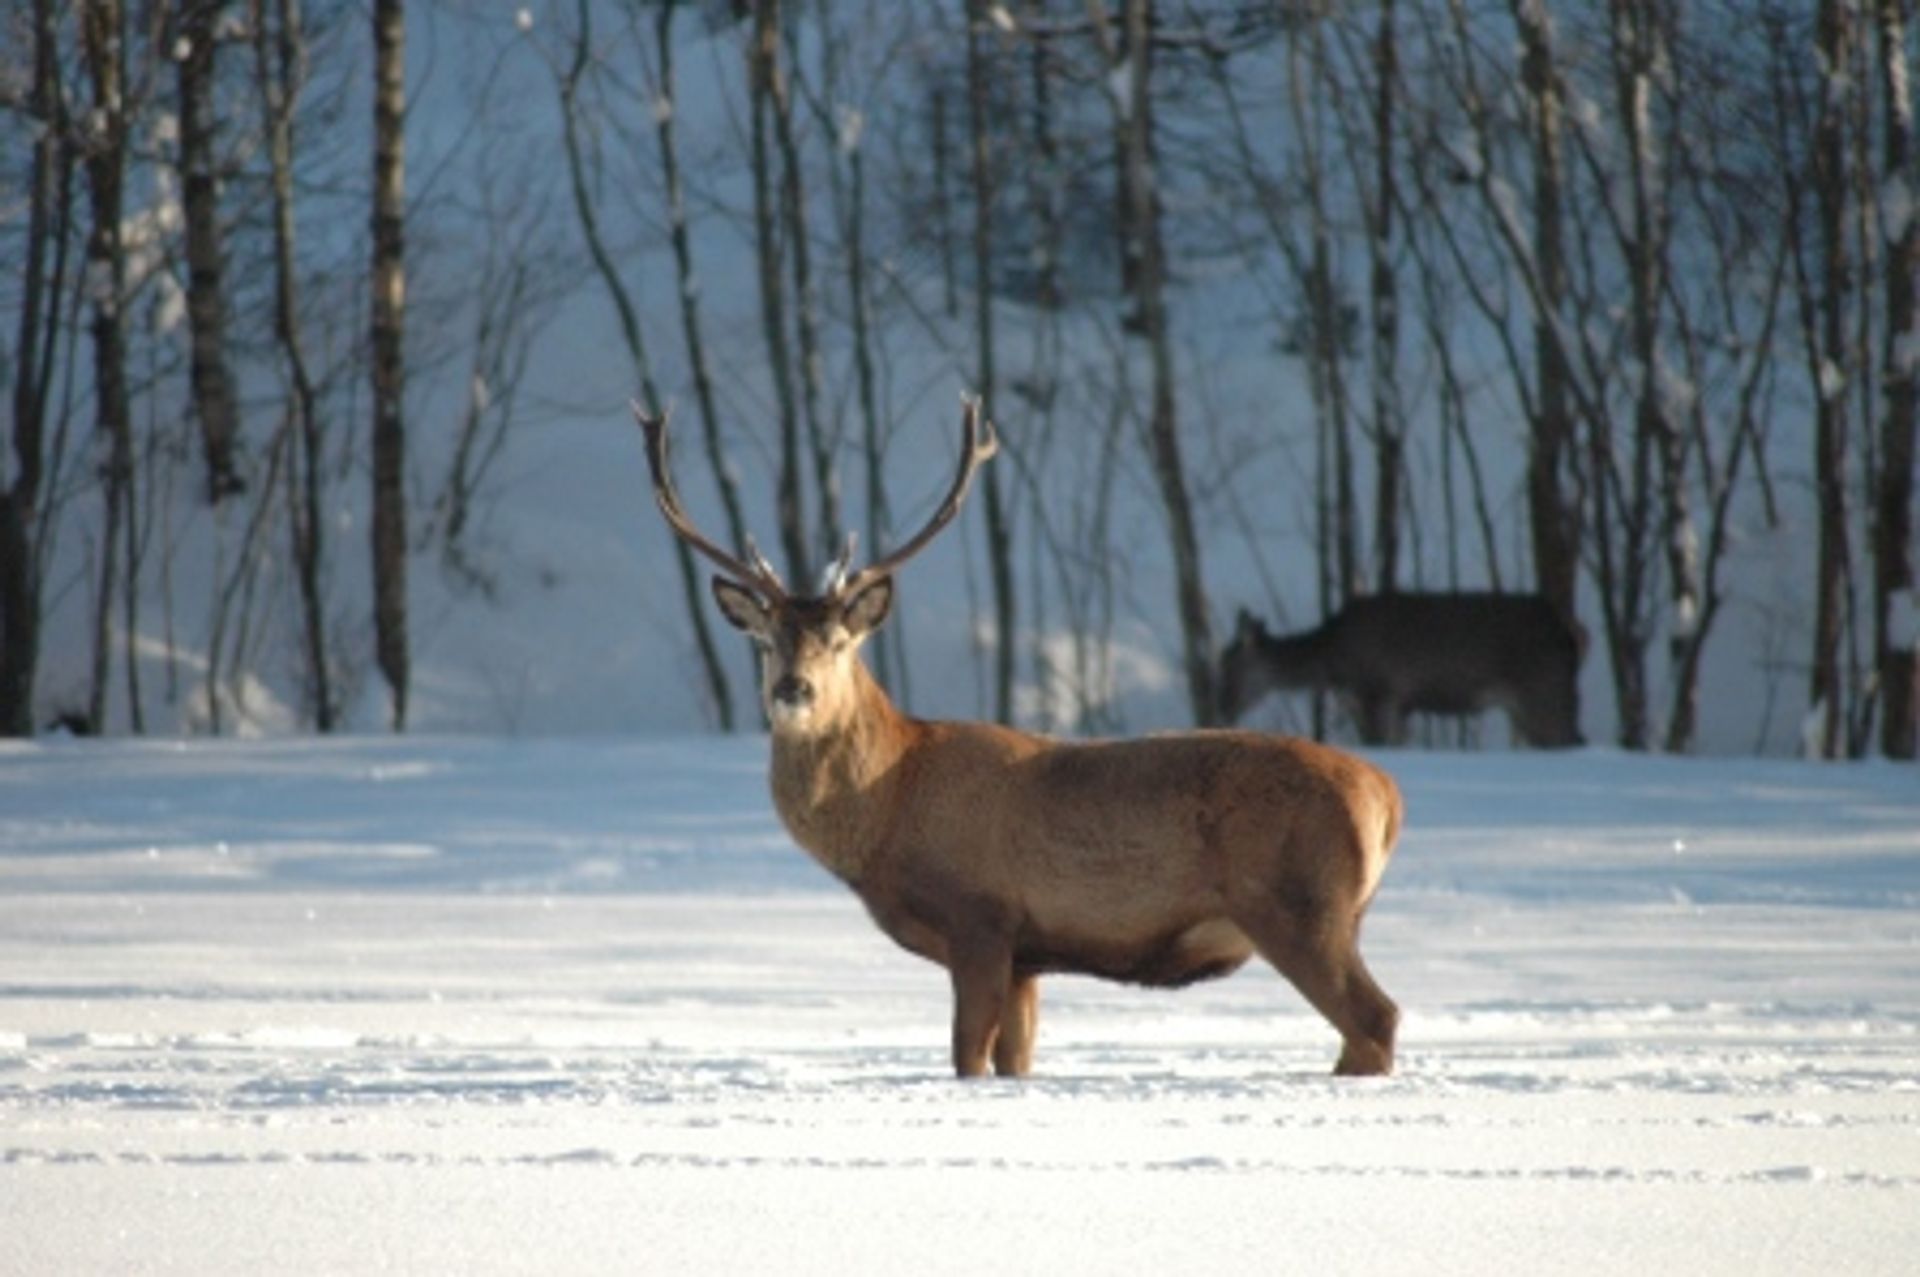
xmin=1218 ymin=594 xmax=1584 ymax=748
xmin=632 ymin=397 xmax=1404 ymax=1077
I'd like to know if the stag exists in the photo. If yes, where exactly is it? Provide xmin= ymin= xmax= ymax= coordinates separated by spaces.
xmin=633 ymin=397 xmax=1403 ymax=1077
xmin=1218 ymin=595 xmax=1584 ymax=748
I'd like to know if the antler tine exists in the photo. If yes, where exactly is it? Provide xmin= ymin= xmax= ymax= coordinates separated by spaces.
xmin=819 ymin=531 xmax=859 ymax=596
xmin=631 ymin=401 xmax=787 ymax=600
xmin=843 ymin=393 xmax=998 ymax=593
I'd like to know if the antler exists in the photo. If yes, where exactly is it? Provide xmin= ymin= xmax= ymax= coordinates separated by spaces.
xmin=632 ymin=402 xmax=789 ymax=601
xmin=841 ymin=393 xmax=998 ymax=596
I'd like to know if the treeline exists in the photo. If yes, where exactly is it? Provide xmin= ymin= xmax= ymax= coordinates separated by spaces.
xmin=1 ymin=0 xmax=1915 ymax=756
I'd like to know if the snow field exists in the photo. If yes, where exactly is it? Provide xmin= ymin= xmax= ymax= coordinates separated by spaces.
xmin=1 ymin=737 xmax=1917 ymax=1274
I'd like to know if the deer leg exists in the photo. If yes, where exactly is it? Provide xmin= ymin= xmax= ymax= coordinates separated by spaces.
xmin=1235 ymin=897 xmax=1399 ymax=1077
xmin=947 ymin=940 xmax=1013 ymax=1079
xmin=992 ymin=975 xmax=1040 ymax=1077
xmin=1355 ymin=691 xmax=1395 ymax=746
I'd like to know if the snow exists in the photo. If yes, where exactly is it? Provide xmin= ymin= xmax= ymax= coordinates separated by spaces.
xmin=2 ymin=736 xmax=1916 ymax=1274
xmin=837 ymin=104 xmax=864 ymax=155
xmin=1105 ymin=55 xmax=1135 ymax=124
xmin=1819 ymin=357 xmax=1847 ymax=403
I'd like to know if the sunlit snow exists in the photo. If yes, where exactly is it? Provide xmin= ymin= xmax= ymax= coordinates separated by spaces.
xmin=2 ymin=736 xmax=1916 ymax=1274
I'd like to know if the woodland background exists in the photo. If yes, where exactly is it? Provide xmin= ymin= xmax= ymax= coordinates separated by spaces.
xmin=2 ymin=0 xmax=1916 ymax=757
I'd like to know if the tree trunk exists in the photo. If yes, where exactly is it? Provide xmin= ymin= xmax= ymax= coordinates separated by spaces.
xmin=1875 ymin=0 xmax=1919 ymax=759
xmin=370 ymin=0 xmax=410 ymax=731
xmin=1510 ymin=0 xmax=1582 ymax=637
xmin=563 ymin=0 xmax=733 ymax=730
xmin=1094 ymin=0 xmax=1215 ymax=724
xmin=830 ymin=80 xmax=907 ymax=700
xmin=82 ymin=0 xmax=135 ymax=735
xmin=1289 ymin=19 xmax=1359 ymax=606
xmin=749 ymin=0 xmax=812 ymax=587
xmin=1809 ymin=0 xmax=1857 ymax=758
xmin=966 ymin=0 xmax=1018 ymax=725
xmin=771 ymin=22 xmax=843 ymax=569
xmin=930 ymin=85 xmax=959 ymax=319
xmin=652 ymin=1 xmax=752 ymax=567
xmin=1367 ymin=0 xmax=1405 ymax=595
xmin=177 ymin=0 xmax=245 ymax=504
xmin=1 ymin=0 xmax=68 ymax=736
xmin=1608 ymin=0 xmax=1694 ymax=751
xmin=254 ymin=0 xmax=335 ymax=730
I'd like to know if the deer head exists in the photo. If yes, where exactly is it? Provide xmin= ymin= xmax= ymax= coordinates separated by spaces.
xmin=634 ymin=395 xmax=997 ymax=735
xmin=1215 ymin=608 xmax=1271 ymax=723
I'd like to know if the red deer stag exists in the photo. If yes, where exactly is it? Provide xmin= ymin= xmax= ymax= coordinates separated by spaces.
xmin=1218 ymin=595 xmax=1584 ymax=748
xmin=633 ymin=397 xmax=1403 ymax=1077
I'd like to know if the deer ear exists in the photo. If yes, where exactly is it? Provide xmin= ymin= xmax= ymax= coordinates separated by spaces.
xmin=1235 ymin=607 xmax=1259 ymax=638
xmin=840 ymin=576 xmax=894 ymax=639
xmin=712 ymin=577 xmax=771 ymax=638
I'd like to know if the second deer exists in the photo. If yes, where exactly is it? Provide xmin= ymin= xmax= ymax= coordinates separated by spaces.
xmin=1218 ymin=594 xmax=1585 ymax=748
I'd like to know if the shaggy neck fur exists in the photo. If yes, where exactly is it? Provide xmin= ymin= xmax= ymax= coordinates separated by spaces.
xmin=766 ymin=659 xmax=918 ymax=886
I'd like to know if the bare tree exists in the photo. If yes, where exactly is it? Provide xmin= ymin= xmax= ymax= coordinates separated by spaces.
xmin=645 ymin=0 xmax=753 ymax=572
xmin=1507 ymin=0 xmax=1583 ymax=637
xmin=789 ymin=0 xmax=910 ymax=699
xmin=1653 ymin=7 xmax=1791 ymax=753
xmin=556 ymin=0 xmax=734 ymax=730
xmin=1801 ymin=0 xmax=1860 ymax=758
xmin=252 ymin=0 xmax=335 ymax=729
xmin=749 ymin=0 xmax=813 ymax=586
xmin=965 ymin=0 xmax=1018 ymax=724
xmin=1363 ymin=0 xmax=1407 ymax=593
xmin=1289 ymin=15 xmax=1361 ymax=612
xmin=1872 ymin=0 xmax=1918 ymax=759
xmin=174 ymin=0 xmax=244 ymax=503
xmin=79 ymin=0 xmax=138 ymax=734
xmin=369 ymin=0 xmax=409 ymax=730
xmin=772 ymin=13 xmax=844 ymax=567
xmin=1322 ymin=2 xmax=1411 ymax=594
xmin=1087 ymin=0 xmax=1215 ymax=725
xmin=1 ymin=0 xmax=73 ymax=735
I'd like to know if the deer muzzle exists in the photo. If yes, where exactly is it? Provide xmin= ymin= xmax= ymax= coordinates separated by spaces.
xmin=769 ymin=674 xmax=816 ymax=725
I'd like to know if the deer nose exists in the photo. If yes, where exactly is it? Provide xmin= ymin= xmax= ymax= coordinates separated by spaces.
xmin=771 ymin=675 xmax=814 ymax=708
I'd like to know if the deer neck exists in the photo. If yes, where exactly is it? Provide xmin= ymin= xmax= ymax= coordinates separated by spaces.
xmin=1262 ymin=624 xmax=1333 ymax=690
xmin=766 ymin=660 xmax=915 ymax=885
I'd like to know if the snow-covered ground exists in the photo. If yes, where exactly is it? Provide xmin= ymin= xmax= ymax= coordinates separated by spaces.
xmin=2 ymin=735 xmax=1916 ymax=1274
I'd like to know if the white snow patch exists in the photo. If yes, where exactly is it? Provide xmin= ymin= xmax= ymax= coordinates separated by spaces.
xmin=1105 ymin=55 xmax=1135 ymax=122
xmin=1672 ymin=590 xmax=1699 ymax=641
xmin=1015 ymin=626 xmax=1175 ymax=726
xmin=837 ymin=104 xmax=864 ymax=156
xmin=1818 ymin=357 xmax=1847 ymax=403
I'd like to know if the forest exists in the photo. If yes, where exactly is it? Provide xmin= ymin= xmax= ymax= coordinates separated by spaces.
xmin=1 ymin=0 xmax=1916 ymax=757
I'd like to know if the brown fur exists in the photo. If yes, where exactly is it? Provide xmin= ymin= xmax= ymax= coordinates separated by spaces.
xmin=641 ymin=400 xmax=1403 ymax=1078
xmin=733 ymin=599 xmax=1403 ymax=1079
